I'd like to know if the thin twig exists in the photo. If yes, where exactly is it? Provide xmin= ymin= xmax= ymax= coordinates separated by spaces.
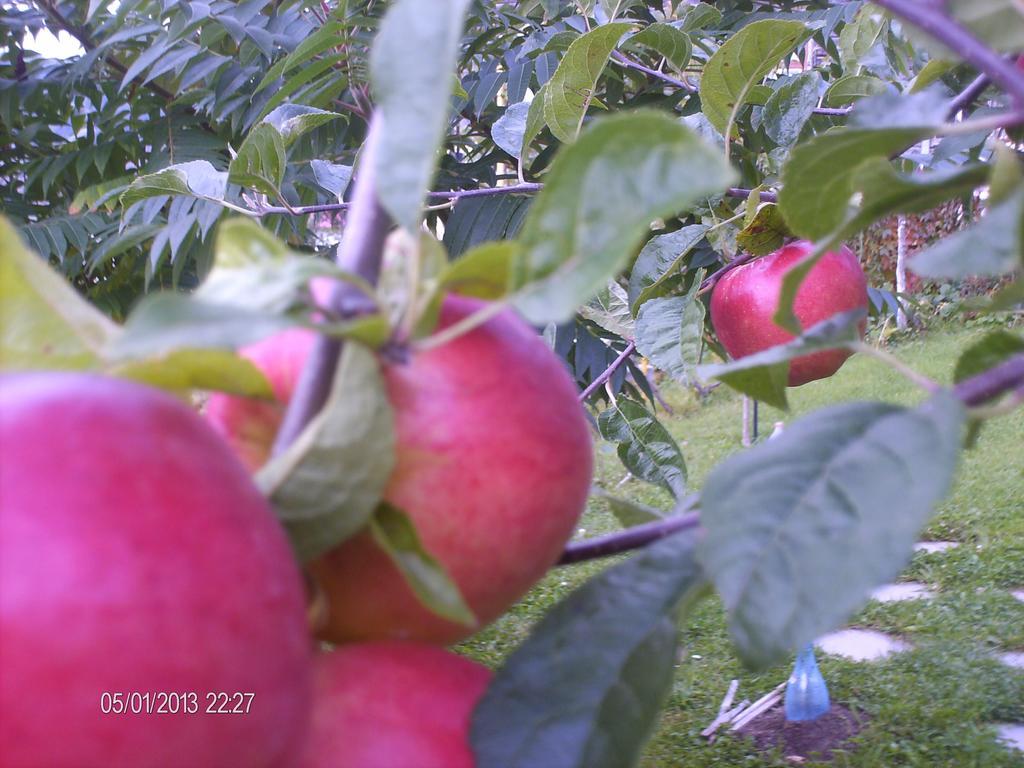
xmin=578 ymin=342 xmax=636 ymax=402
xmin=953 ymin=353 xmax=1024 ymax=406
xmin=947 ymin=72 xmax=991 ymax=117
xmin=852 ymin=341 xmax=942 ymax=393
xmin=556 ymin=510 xmax=701 ymax=565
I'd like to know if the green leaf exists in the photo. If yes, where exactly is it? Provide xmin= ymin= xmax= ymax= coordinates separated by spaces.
xmin=262 ymin=105 xmax=342 ymax=147
xmin=513 ymin=111 xmax=734 ymax=324
xmin=369 ymin=503 xmax=476 ymax=626
xmin=257 ymin=343 xmax=395 ymax=561
xmin=823 ymin=74 xmax=892 ymax=107
xmin=838 ymin=5 xmax=887 ymax=73
xmin=0 ymin=216 xmax=118 ymax=371
xmin=492 ymin=101 xmax=531 ymax=160
xmin=442 ymin=195 xmax=531 ymax=258
xmin=699 ymin=20 xmax=811 ymax=138
xmin=698 ymin=393 xmax=965 ymax=668
xmin=471 ymin=529 xmax=707 ymax=768
xmin=736 ymin=203 xmax=790 ymax=256
xmin=910 ymin=188 xmax=1024 ymax=279
xmin=847 ymin=89 xmax=951 ymax=130
xmin=598 ymin=398 xmax=687 ymax=498
xmin=627 ymin=23 xmax=692 ymax=72
xmin=255 ymin=21 xmax=347 ymax=93
xmin=579 ymin=281 xmax=635 ymax=340
xmin=627 ymin=224 xmax=709 ymax=312
xmin=679 ymin=2 xmax=721 ymax=32
xmin=311 ymin=160 xmax=353 ymax=199
xmin=229 ymin=124 xmax=287 ymax=197
xmin=120 ymin=160 xmax=227 ymax=209
xmin=699 ymin=308 xmax=866 ymax=410
xmin=761 ymin=72 xmax=821 ymax=148
xmin=439 ymin=241 xmax=517 ymax=300
xmin=543 ymin=23 xmax=633 ymax=143
xmin=634 ymin=269 xmax=705 ymax=385
xmin=522 ymin=86 xmax=548 ymax=160
xmin=591 ymin=487 xmax=665 ymax=527
xmin=778 ymin=127 xmax=929 ymax=241
xmin=111 ymin=349 xmax=273 ymax=397
xmin=949 ymin=0 xmax=1024 ymax=54
xmin=910 ymin=59 xmax=955 ymax=93
xmin=953 ymin=330 xmax=1024 ymax=383
xmin=371 ymin=0 xmax=471 ymax=230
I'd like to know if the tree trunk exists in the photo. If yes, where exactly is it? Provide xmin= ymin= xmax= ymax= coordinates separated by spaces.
xmin=896 ymin=215 xmax=908 ymax=330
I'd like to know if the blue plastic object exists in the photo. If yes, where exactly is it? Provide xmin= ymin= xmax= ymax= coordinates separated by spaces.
xmin=784 ymin=644 xmax=830 ymax=722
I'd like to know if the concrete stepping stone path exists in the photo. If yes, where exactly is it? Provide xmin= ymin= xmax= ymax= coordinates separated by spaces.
xmin=912 ymin=541 xmax=960 ymax=554
xmin=995 ymin=723 xmax=1024 ymax=753
xmin=998 ymin=651 xmax=1024 ymax=670
xmin=870 ymin=582 xmax=934 ymax=603
xmin=815 ymin=629 xmax=911 ymax=662
xmin=1011 ymin=590 xmax=1024 ymax=604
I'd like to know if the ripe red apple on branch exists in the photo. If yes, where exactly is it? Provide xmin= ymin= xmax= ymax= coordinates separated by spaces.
xmin=0 ymin=374 xmax=312 ymax=768
xmin=205 ymin=294 xmax=594 ymax=645
xmin=299 ymin=642 xmax=491 ymax=768
xmin=709 ymin=240 xmax=870 ymax=386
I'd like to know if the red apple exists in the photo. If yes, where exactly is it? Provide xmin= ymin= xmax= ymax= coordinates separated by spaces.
xmin=709 ymin=240 xmax=869 ymax=386
xmin=298 ymin=642 xmax=491 ymax=768
xmin=0 ymin=373 xmax=311 ymax=768
xmin=205 ymin=294 xmax=593 ymax=644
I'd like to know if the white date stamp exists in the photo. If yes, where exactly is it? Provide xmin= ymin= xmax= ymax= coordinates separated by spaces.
xmin=100 ymin=691 xmax=254 ymax=715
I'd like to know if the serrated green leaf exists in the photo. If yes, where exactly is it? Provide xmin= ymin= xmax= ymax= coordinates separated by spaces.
xmin=628 ymin=23 xmax=692 ymax=72
xmin=634 ymin=269 xmax=705 ymax=385
xmin=627 ymin=224 xmax=709 ymax=312
xmin=591 ymin=487 xmax=666 ymax=527
xmin=440 ymin=241 xmax=518 ymax=300
xmin=471 ymin=529 xmax=707 ymax=768
xmin=371 ymin=0 xmax=471 ymax=230
xmin=258 ymin=343 xmax=395 ymax=561
xmin=492 ymin=100 xmax=531 ymax=160
xmin=522 ymin=85 xmax=548 ymax=160
xmin=229 ymin=124 xmax=287 ymax=197
xmin=513 ymin=112 xmax=734 ymax=324
xmin=838 ymin=5 xmax=887 ymax=73
xmin=824 ymin=74 xmax=892 ymax=107
xmin=0 ymin=215 xmax=118 ymax=371
xmin=598 ymin=398 xmax=687 ymax=498
xmin=580 ymin=281 xmax=635 ymax=339
xmin=370 ymin=503 xmax=476 ymax=626
xmin=737 ymin=204 xmax=790 ymax=255
xmin=699 ymin=309 xmax=866 ymax=409
xmin=762 ymin=72 xmax=821 ymax=148
xmin=953 ymin=330 xmax=1024 ymax=383
xmin=311 ymin=160 xmax=354 ymax=199
xmin=543 ymin=23 xmax=633 ymax=143
xmin=679 ymin=2 xmax=721 ymax=32
xmin=699 ymin=393 xmax=964 ymax=668
xmin=910 ymin=59 xmax=954 ymax=93
xmin=699 ymin=20 xmax=810 ymax=138
xmin=262 ymin=105 xmax=342 ymax=147
xmin=120 ymin=160 xmax=228 ymax=209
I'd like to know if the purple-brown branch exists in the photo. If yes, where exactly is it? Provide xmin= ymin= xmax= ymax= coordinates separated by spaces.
xmin=271 ymin=117 xmax=392 ymax=455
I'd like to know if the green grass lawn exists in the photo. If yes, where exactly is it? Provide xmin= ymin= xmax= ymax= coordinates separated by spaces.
xmin=459 ymin=322 xmax=1024 ymax=767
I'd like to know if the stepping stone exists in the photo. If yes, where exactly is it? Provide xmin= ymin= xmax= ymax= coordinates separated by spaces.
xmin=870 ymin=582 xmax=934 ymax=603
xmin=913 ymin=541 xmax=959 ymax=554
xmin=994 ymin=723 xmax=1024 ymax=753
xmin=1012 ymin=590 xmax=1024 ymax=604
xmin=998 ymin=651 xmax=1024 ymax=670
xmin=815 ymin=629 xmax=910 ymax=662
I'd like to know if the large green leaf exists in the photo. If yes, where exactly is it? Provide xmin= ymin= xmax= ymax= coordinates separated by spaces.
xmin=543 ymin=23 xmax=633 ymax=143
xmin=627 ymin=23 xmax=692 ymax=72
xmin=736 ymin=203 xmax=790 ymax=256
xmin=492 ymin=101 xmax=531 ymax=160
xmin=513 ymin=112 xmax=734 ymax=324
xmin=120 ymin=160 xmax=228 ymax=209
xmin=111 ymin=349 xmax=272 ymax=398
xmin=258 ymin=343 xmax=395 ymax=561
xmin=838 ymin=4 xmax=887 ymax=73
xmin=580 ymin=281 xmax=635 ymax=340
xmin=699 ymin=394 xmax=965 ymax=668
xmin=626 ymin=224 xmax=709 ymax=311
xmin=0 ymin=216 xmax=118 ymax=370
xmin=910 ymin=188 xmax=1024 ymax=279
xmin=471 ymin=529 xmax=707 ymax=768
xmin=370 ymin=0 xmax=471 ymax=230
xmin=228 ymin=124 xmax=287 ymax=198
xmin=761 ymin=72 xmax=821 ymax=148
xmin=369 ymin=503 xmax=475 ymax=626
xmin=262 ymin=105 xmax=342 ymax=146
xmin=598 ymin=398 xmax=687 ymax=499
xmin=439 ymin=242 xmax=518 ymax=300
xmin=633 ymin=269 xmax=705 ymax=385
xmin=699 ymin=20 xmax=810 ymax=138
xmin=824 ymin=74 xmax=892 ymax=106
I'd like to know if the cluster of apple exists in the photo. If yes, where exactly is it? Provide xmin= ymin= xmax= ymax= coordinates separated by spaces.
xmin=0 ymin=295 xmax=594 ymax=767
xmin=0 ymin=238 xmax=868 ymax=767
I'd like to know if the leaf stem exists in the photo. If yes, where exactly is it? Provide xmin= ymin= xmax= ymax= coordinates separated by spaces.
xmin=578 ymin=342 xmax=636 ymax=401
xmin=852 ymin=341 xmax=941 ymax=393
xmin=410 ymin=300 xmax=509 ymax=353
xmin=271 ymin=116 xmax=392 ymax=456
